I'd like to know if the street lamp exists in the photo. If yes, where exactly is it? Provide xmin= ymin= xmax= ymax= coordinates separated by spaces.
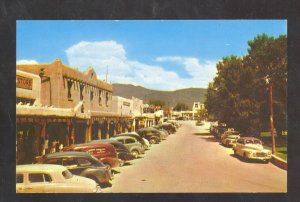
xmin=265 ymin=75 xmax=276 ymax=154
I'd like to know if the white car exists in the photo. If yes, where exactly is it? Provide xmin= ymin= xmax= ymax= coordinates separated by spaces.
xmin=220 ymin=134 xmax=240 ymax=147
xmin=233 ymin=137 xmax=272 ymax=163
xmin=16 ymin=164 xmax=102 ymax=193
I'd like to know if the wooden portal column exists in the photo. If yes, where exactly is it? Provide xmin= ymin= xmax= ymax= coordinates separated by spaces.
xmin=85 ymin=120 xmax=92 ymax=143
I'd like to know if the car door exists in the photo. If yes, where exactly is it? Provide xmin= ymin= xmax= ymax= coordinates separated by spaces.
xmin=124 ymin=138 xmax=138 ymax=152
xmin=24 ymin=173 xmax=52 ymax=193
xmin=16 ymin=173 xmax=26 ymax=193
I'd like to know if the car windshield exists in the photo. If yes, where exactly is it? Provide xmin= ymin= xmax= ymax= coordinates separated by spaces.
xmin=245 ymin=139 xmax=262 ymax=144
xmin=228 ymin=135 xmax=238 ymax=139
xmin=62 ymin=170 xmax=73 ymax=179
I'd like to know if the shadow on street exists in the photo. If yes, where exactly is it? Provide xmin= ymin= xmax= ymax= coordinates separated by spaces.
xmin=229 ymin=154 xmax=269 ymax=164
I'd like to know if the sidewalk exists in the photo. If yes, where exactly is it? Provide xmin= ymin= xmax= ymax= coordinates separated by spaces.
xmin=271 ymin=155 xmax=287 ymax=170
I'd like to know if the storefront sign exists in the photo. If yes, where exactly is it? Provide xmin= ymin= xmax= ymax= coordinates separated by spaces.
xmin=16 ymin=75 xmax=33 ymax=90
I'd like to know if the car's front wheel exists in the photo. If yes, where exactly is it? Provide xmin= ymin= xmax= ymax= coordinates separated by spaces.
xmin=243 ymin=153 xmax=248 ymax=162
xmin=131 ymin=150 xmax=139 ymax=158
xmin=150 ymin=138 xmax=156 ymax=144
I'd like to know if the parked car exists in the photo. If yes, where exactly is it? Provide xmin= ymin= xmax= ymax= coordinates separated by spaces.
xmin=232 ymin=137 xmax=272 ymax=163
xmin=196 ymin=120 xmax=204 ymax=126
xmin=220 ymin=134 xmax=240 ymax=147
xmin=166 ymin=120 xmax=181 ymax=128
xmin=41 ymin=151 xmax=112 ymax=185
xmin=151 ymin=125 xmax=170 ymax=139
xmin=211 ymin=125 xmax=227 ymax=139
xmin=16 ymin=164 xmax=101 ymax=193
xmin=220 ymin=130 xmax=240 ymax=141
xmin=160 ymin=123 xmax=176 ymax=134
xmin=89 ymin=139 xmax=135 ymax=166
xmin=110 ymin=136 xmax=145 ymax=158
xmin=114 ymin=132 xmax=149 ymax=150
xmin=63 ymin=143 xmax=120 ymax=169
xmin=137 ymin=127 xmax=162 ymax=144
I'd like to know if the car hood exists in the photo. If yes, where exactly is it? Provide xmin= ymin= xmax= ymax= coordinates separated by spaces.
xmin=245 ymin=144 xmax=264 ymax=151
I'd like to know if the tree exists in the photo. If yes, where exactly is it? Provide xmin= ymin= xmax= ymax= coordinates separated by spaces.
xmin=205 ymin=34 xmax=287 ymax=136
xmin=173 ymin=103 xmax=189 ymax=111
xmin=247 ymin=34 xmax=287 ymax=135
xmin=149 ymin=100 xmax=165 ymax=107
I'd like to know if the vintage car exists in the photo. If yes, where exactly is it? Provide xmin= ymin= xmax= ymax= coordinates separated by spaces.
xmin=16 ymin=164 xmax=101 ymax=193
xmin=220 ymin=130 xmax=240 ymax=141
xmin=195 ymin=120 xmax=204 ymax=126
xmin=110 ymin=136 xmax=145 ymax=158
xmin=232 ymin=137 xmax=272 ymax=163
xmin=151 ymin=125 xmax=170 ymax=139
xmin=41 ymin=151 xmax=112 ymax=185
xmin=220 ymin=134 xmax=240 ymax=147
xmin=210 ymin=125 xmax=227 ymax=139
xmin=159 ymin=123 xmax=176 ymax=134
xmin=63 ymin=143 xmax=120 ymax=168
xmin=113 ymin=132 xmax=149 ymax=150
xmin=89 ymin=139 xmax=135 ymax=166
xmin=137 ymin=128 xmax=162 ymax=144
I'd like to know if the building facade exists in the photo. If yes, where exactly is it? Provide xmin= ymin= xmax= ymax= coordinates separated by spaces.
xmin=16 ymin=59 xmax=132 ymax=164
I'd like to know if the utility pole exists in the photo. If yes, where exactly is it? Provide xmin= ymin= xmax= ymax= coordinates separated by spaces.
xmin=266 ymin=76 xmax=276 ymax=154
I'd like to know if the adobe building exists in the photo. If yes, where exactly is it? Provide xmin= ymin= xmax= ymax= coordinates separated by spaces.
xmin=16 ymin=59 xmax=132 ymax=164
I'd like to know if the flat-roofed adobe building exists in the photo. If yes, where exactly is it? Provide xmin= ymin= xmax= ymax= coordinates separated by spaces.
xmin=16 ymin=59 xmax=132 ymax=164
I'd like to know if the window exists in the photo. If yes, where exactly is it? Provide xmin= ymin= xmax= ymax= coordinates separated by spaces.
xmin=125 ymin=139 xmax=135 ymax=144
xmin=62 ymin=158 xmax=78 ymax=167
xmin=98 ymin=89 xmax=102 ymax=106
xmin=16 ymin=174 xmax=23 ymax=183
xmin=106 ymin=92 xmax=109 ymax=106
xmin=90 ymin=91 xmax=94 ymax=101
xmin=67 ymin=80 xmax=74 ymax=101
xmin=80 ymin=84 xmax=85 ymax=101
xmin=62 ymin=170 xmax=73 ymax=179
xmin=29 ymin=173 xmax=52 ymax=183
xmin=77 ymin=158 xmax=92 ymax=166
xmin=44 ymin=158 xmax=61 ymax=165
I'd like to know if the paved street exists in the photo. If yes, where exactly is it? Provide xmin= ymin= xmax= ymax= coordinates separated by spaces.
xmin=103 ymin=121 xmax=287 ymax=193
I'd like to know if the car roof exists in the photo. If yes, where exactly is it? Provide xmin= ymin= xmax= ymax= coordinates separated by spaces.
xmin=111 ymin=136 xmax=135 ymax=140
xmin=240 ymin=137 xmax=261 ymax=141
xmin=45 ymin=151 xmax=92 ymax=158
xmin=16 ymin=164 xmax=66 ymax=173
xmin=90 ymin=139 xmax=119 ymax=143
xmin=64 ymin=142 xmax=112 ymax=149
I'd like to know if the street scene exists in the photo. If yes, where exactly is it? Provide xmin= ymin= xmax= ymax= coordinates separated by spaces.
xmin=104 ymin=121 xmax=286 ymax=192
xmin=16 ymin=20 xmax=287 ymax=193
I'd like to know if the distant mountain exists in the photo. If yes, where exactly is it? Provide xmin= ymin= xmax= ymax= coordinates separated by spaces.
xmin=112 ymin=84 xmax=207 ymax=110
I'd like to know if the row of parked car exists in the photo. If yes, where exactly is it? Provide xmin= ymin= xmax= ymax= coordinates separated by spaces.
xmin=16 ymin=121 xmax=180 ymax=193
xmin=209 ymin=124 xmax=272 ymax=163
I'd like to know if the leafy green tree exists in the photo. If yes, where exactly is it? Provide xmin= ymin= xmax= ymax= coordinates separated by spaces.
xmin=247 ymin=34 xmax=287 ymax=135
xmin=173 ymin=103 xmax=189 ymax=111
xmin=205 ymin=34 xmax=287 ymax=136
xmin=149 ymin=100 xmax=165 ymax=107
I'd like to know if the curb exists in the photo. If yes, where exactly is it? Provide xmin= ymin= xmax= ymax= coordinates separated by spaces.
xmin=271 ymin=155 xmax=287 ymax=170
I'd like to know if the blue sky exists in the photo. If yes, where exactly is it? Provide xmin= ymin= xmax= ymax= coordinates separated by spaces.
xmin=17 ymin=20 xmax=287 ymax=90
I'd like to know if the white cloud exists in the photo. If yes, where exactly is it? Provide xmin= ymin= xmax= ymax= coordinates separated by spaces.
xmin=65 ymin=40 xmax=217 ymax=90
xmin=16 ymin=59 xmax=38 ymax=64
